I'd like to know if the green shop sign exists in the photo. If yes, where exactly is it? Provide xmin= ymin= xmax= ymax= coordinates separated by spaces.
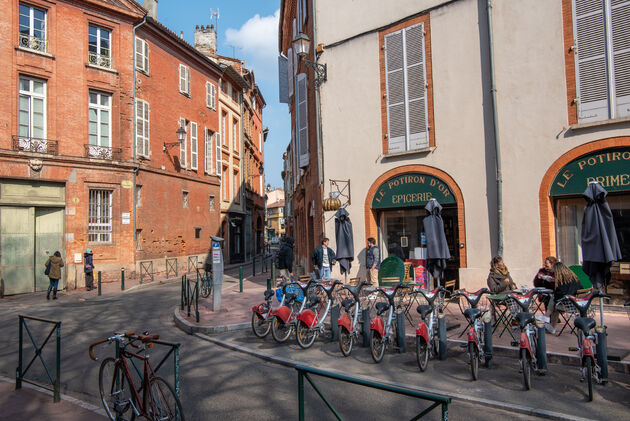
xmin=550 ymin=147 xmax=630 ymax=196
xmin=372 ymin=173 xmax=456 ymax=209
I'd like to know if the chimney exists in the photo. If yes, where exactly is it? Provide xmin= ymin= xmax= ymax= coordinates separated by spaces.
xmin=194 ymin=24 xmax=217 ymax=58
xmin=144 ymin=0 xmax=158 ymax=19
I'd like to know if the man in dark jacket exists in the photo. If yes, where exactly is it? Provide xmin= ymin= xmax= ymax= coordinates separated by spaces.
xmin=84 ymin=248 xmax=95 ymax=291
xmin=277 ymin=237 xmax=294 ymax=280
xmin=312 ymin=238 xmax=336 ymax=279
xmin=366 ymin=237 xmax=380 ymax=285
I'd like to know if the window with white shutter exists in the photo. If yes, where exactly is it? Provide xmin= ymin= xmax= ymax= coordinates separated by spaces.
xmin=135 ymin=99 xmax=149 ymax=157
xmin=135 ymin=37 xmax=149 ymax=73
xmin=384 ymin=23 xmax=429 ymax=153
xmin=572 ymin=0 xmax=630 ymax=122
xmin=296 ymin=73 xmax=309 ymax=168
xmin=179 ymin=64 xmax=190 ymax=95
xmin=215 ymin=133 xmax=221 ymax=176
xmin=179 ymin=118 xmax=187 ymax=167
xmin=206 ymin=82 xmax=216 ymax=109
xmin=190 ymin=122 xmax=198 ymax=170
xmin=204 ymin=128 xmax=212 ymax=174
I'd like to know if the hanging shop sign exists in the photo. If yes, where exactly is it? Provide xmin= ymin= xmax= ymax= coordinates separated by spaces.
xmin=550 ymin=147 xmax=630 ymax=196
xmin=371 ymin=173 xmax=456 ymax=209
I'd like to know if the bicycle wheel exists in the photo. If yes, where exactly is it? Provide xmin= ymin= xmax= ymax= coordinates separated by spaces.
xmin=370 ymin=331 xmax=386 ymax=363
xmin=99 ymin=358 xmax=131 ymax=421
xmin=200 ymin=279 xmax=211 ymax=298
xmin=469 ymin=342 xmax=479 ymax=380
xmin=339 ymin=327 xmax=353 ymax=357
xmin=251 ymin=311 xmax=271 ymax=338
xmin=271 ymin=316 xmax=292 ymax=343
xmin=148 ymin=376 xmax=185 ymax=421
xmin=521 ymin=349 xmax=532 ymax=390
xmin=585 ymin=357 xmax=593 ymax=402
xmin=416 ymin=336 xmax=429 ymax=372
xmin=296 ymin=320 xmax=317 ymax=349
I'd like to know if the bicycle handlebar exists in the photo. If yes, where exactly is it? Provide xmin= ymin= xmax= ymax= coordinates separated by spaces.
xmin=88 ymin=332 xmax=159 ymax=361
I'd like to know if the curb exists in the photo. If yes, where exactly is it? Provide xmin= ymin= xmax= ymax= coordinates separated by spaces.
xmin=173 ymin=307 xmax=250 ymax=334
xmin=193 ymin=333 xmax=593 ymax=421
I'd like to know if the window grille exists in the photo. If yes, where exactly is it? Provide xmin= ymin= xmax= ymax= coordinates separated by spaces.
xmin=88 ymin=190 xmax=112 ymax=242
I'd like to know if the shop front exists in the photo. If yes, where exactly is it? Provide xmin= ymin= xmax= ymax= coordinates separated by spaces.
xmin=366 ymin=169 xmax=466 ymax=287
xmin=544 ymin=144 xmax=630 ymax=303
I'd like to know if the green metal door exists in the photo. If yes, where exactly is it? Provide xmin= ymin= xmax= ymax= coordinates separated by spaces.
xmin=1 ymin=207 xmax=35 ymax=294
xmin=35 ymin=208 xmax=64 ymax=291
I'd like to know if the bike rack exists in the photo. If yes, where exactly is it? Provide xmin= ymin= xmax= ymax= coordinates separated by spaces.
xmin=166 ymin=258 xmax=178 ymax=278
xmin=140 ymin=261 xmax=154 ymax=284
xmin=296 ymin=365 xmax=450 ymax=420
xmin=16 ymin=315 xmax=61 ymax=402
xmin=180 ymin=274 xmax=199 ymax=322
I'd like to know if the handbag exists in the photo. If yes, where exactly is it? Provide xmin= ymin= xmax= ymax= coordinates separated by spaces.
xmin=44 ymin=261 xmax=51 ymax=276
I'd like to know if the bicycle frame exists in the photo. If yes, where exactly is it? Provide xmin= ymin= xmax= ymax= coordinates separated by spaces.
xmin=252 ymin=291 xmax=285 ymax=322
xmin=296 ymin=281 xmax=341 ymax=330
xmin=111 ymin=347 xmax=157 ymax=417
xmin=271 ymin=282 xmax=310 ymax=324
xmin=371 ymin=304 xmax=394 ymax=341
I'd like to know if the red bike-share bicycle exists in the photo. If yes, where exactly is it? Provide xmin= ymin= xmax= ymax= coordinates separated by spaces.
xmin=251 ymin=280 xmax=289 ymax=338
xmin=89 ymin=332 xmax=184 ymax=421
xmin=370 ymin=283 xmax=406 ymax=363
xmin=337 ymin=281 xmax=370 ymax=356
xmin=295 ymin=280 xmax=342 ymax=348
xmin=414 ymin=286 xmax=448 ymax=371
xmin=270 ymin=280 xmax=316 ymax=343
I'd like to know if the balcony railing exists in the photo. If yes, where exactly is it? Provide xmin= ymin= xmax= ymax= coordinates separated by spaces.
xmin=88 ymin=52 xmax=112 ymax=68
xmin=12 ymin=136 xmax=58 ymax=154
xmin=84 ymin=144 xmax=122 ymax=160
xmin=18 ymin=34 xmax=48 ymax=53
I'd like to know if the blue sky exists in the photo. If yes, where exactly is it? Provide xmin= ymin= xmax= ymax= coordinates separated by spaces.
xmin=152 ymin=0 xmax=287 ymax=188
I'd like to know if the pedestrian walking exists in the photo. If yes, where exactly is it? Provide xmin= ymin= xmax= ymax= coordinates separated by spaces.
xmin=366 ymin=237 xmax=380 ymax=285
xmin=277 ymin=237 xmax=295 ymax=280
xmin=44 ymin=251 xmax=64 ymax=300
xmin=84 ymin=248 xmax=95 ymax=291
xmin=312 ymin=238 xmax=336 ymax=280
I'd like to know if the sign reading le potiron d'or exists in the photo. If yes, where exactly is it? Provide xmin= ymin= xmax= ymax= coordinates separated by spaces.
xmin=372 ymin=173 xmax=456 ymax=209
xmin=550 ymin=147 xmax=630 ymax=196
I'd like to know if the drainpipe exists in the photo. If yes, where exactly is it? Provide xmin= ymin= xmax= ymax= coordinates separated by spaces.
xmin=487 ymin=0 xmax=503 ymax=257
xmin=312 ymin=0 xmax=326 ymax=236
xmin=132 ymin=17 xmax=147 ymax=260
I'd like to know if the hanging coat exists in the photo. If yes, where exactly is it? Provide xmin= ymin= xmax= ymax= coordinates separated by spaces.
xmin=423 ymin=199 xmax=451 ymax=282
xmin=581 ymin=182 xmax=622 ymax=288
xmin=334 ymin=208 xmax=354 ymax=275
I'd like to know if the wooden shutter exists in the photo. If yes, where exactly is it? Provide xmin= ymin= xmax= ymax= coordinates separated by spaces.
xmin=278 ymin=55 xmax=289 ymax=103
xmin=204 ymin=129 xmax=210 ymax=173
xmin=296 ymin=73 xmax=309 ymax=168
xmin=191 ymin=122 xmax=198 ymax=169
xmin=287 ymin=48 xmax=294 ymax=98
xmin=384 ymin=30 xmax=406 ymax=153
xmin=612 ymin=0 xmax=630 ymax=117
xmin=405 ymin=24 xmax=429 ymax=149
xmin=179 ymin=118 xmax=187 ymax=167
xmin=573 ymin=0 xmax=609 ymax=122
xmin=136 ymin=100 xmax=149 ymax=156
xmin=215 ymin=133 xmax=221 ymax=175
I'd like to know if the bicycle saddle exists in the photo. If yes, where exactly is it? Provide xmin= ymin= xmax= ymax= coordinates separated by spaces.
xmin=463 ymin=308 xmax=482 ymax=322
xmin=375 ymin=301 xmax=390 ymax=316
xmin=416 ymin=305 xmax=433 ymax=320
xmin=574 ymin=317 xmax=596 ymax=334
xmin=307 ymin=296 xmax=321 ymax=308
xmin=264 ymin=290 xmax=274 ymax=301
xmin=514 ymin=312 xmax=535 ymax=329
xmin=341 ymin=298 xmax=354 ymax=313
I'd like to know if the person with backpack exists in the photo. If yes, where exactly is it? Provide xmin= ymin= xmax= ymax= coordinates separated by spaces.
xmin=277 ymin=237 xmax=294 ymax=280
xmin=44 ymin=251 xmax=64 ymax=300
xmin=84 ymin=248 xmax=95 ymax=291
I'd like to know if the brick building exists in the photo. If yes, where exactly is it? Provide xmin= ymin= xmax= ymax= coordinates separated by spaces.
xmin=279 ymin=0 xmax=630 ymax=302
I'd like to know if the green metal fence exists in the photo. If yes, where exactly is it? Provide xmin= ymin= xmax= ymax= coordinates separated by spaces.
xmin=16 ymin=315 xmax=61 ymax=402
xmin=296 ymin=365 xmax=450 ymax=421
xmin=180 ymin=274 xmax=199 ymax=322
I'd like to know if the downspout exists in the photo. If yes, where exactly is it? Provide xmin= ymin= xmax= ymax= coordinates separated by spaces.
xmin=487 ymin=0 xmax=503 ymax=257
xmin=312 ymin=0 xmax=326 ymax=236
xmin=132 ymin=17 xmax=147 ymax=259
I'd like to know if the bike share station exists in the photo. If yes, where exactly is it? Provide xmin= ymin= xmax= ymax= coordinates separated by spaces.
xmin=210 ymin=236 xmax=224 ymax=311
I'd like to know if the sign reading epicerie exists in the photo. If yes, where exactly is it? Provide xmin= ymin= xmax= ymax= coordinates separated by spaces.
xmin=550 ymin=147 xmax=630 ymax=196
xmin=371 ymin=173 xmax=456 ymax=209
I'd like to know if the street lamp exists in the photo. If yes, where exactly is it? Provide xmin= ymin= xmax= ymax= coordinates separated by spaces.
xmin=163 ymin=126 xmax=186 ymax=152
xmin=292 ymin=33 xmax=327 ymax=88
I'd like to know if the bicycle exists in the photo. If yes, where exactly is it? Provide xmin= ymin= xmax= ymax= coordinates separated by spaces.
xmin=88 ymin=332 xmax=184 ymax=421
xmin=338 ymin=281 xmax=370 ymax=357
xmin=563 ymin=290 xmax=611 ymax=401
xmin=197 ymin=266 xmax=212 ymax=298
xmin=295 ymin=280 xmax=343 ymax=348
xmin=251 ymin=287 xmax=284 ymax=338
xmin=451 ymin=288 xmax=491 ymax=380
xmin=414 ymin=286 xmax=448 ymax=371
xmin=369 ymin=283 xmax=406 ymax=363
xmin=270 ymin=280 xmax=316 ymax=343
xmin=502 ymin=287 xmax=553 ymax=390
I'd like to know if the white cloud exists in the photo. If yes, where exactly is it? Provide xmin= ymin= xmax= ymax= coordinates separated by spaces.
xmin=225 ymin=9 xmax=279 ymax=58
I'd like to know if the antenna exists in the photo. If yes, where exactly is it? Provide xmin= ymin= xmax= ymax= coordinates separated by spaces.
xmin=211 ymin=8 xmax=220 ymax=37
xmin=228 ymin=44 xmax=242 ymax=58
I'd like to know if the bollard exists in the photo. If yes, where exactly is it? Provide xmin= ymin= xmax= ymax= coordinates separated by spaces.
xmin=596 ymin=326 xmax=608 ymax=383
xmin=362 ymin=306 xmax=371 ymax=347
xmin=98 ymin=271 xmax=102 ymax=296
xmin=266 ymin=278 xmax=271 ymax=292
xmin=536 ymin=323 xmax=548 ymax=374
xmin=121 ymin=268 xmax=125 ymax=291
xmin=252 ymin=256 xmax=256 ymax=276
xmin=483 ymin=320 xmax=493 ymax=367
xmin=438 ymin=313 xmax=447 ymax=360
xmin=395 ymin=311 xmax=405 ymax=353
xmin=330 ymin=305 xmax=340 ymax=341
xmin=239 ymin=266 xmax=243 ymax=293
xmin=180 ymin=276 xmax=185 ymax=310
xmin=271 ymin=262 xmax=276 ymax=284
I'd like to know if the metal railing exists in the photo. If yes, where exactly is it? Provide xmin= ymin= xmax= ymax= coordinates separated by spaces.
xmin=166 ymin=258 xmax=178 ymax=278
xmin=88 ymin=51 xmax=112 ymax=68
xmin=187 ymin=256 xmax=198 ymax=273
xmin=296 ymin=365 xmax=450 ymax=421
xmin=180 ymin=274 xmax=199 ymax=323
xmin=84 ymin=144 xmax=122 ymax=160
xmin=12 ymin=136 xmax=58 ymax=155
xmin=18 ymin=33 xmax=48 ymax=53
xmin=16 ymin=315 xmax=61 ymax=402
xmin=140 ymin=261 xmax=154 ymax=284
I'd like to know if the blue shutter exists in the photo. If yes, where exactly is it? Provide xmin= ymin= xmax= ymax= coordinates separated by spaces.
xmin=278 ymin=55 xmax=289 ymax=103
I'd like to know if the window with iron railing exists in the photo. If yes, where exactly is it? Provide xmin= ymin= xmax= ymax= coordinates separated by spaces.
xmin=88 ymin=24 xmax=112 ymax=68
xmin=18 ymin=76 xmax=46 ymax=143
xmin=88 ymin=189 xmax=112 ymax=242
xmin=19 ymin=3 xmax=47 ymax=53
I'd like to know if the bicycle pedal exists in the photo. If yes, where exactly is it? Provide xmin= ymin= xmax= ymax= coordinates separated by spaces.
xmin=568 ymin=347 xmax=579 ymax=352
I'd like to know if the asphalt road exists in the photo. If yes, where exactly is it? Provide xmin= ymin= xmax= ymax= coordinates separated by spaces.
xmin=0 ymin=281 xmax=625 ymax=420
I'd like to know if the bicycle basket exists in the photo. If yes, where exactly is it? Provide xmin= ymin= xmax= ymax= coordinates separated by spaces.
xmin=275 ymin=284 xmax=305 ymax=304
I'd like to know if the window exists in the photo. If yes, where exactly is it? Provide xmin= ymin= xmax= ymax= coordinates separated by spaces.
xmin=215 ymin=133 xmax=222 ymax=175
xmin=88 ymin=189 xmax=112 ymax=242
xmin=182 ymin=190 xmax=189 ymax=208
xmin=179 ymin=64 xmax=190 ymax=95
xmin=222 ymin=166 xmax=228 ymax=201
xmin=221 ymin=112 xmax=227 ymax=145
xmin=88 ymin=24 xmax=111 ymax=68
xmin=296 ymin=73 xmax=308 ymax=167
xmin=18 ymin=76 xmax=46 ymax=141
xmin=195 ymin=227 xmax=202 ymax=239
xmin=19 ymin=3 xmax=47 ymax=52
xmin=179 ymin=118 xmax=187 ymax=167
xmin=89 ymin=91 xmax=111 ymax=148
xmin=135 ymin=37 xmax=149 ymax=73
xmin=220 ymin=79 xmax=227 ymax=94
xmin=233 ymin=171 xmax=240 ymax=203
xmin=204 ymin=128 xmax=212 ymax=174
xmin=571 ymin=0 xmax=630 ymax=123
xmin=209 ymin=195 xmax=215 ymax=211
xmin=232 ymin=119 xmax=239 ymax=152
xmin=190 ymin=121 xmax=198 ymax=170
xmin=206 ymin=82 xmax=216 ymax=109
xmin=231 ymin=87 xmax=239 ymax=103
xmin=136 ymin=99 xmax=150 ymax=156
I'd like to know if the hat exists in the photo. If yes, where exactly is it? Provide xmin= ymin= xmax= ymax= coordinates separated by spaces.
xmin=85 ymin=248 xmax=92 ymax=254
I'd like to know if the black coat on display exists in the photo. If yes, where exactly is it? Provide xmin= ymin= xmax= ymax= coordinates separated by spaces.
xmin=334 ymin=208 xmax=354 ymax=275
xmin=277 ymin=237 xmax=295 ymax=271
xmin=422 ymin=199 xmax=451 ymax=283
xmin=581 ymin=182 xmax=622 ymax=288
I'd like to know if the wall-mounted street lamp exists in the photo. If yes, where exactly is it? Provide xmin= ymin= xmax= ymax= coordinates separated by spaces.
xmin=163 ymin=126 xmax=187 ymax=152
xmin=292 ymin=33 xmax=327 ymax=88
xmin=247 ymin=163 xmax=264 ymax=178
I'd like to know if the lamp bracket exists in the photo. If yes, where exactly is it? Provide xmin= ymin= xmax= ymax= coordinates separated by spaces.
xmin=329 ymin=179 xmax=350 ymax=207
xmin=303 ymin=59 xmax=327 ymax=88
